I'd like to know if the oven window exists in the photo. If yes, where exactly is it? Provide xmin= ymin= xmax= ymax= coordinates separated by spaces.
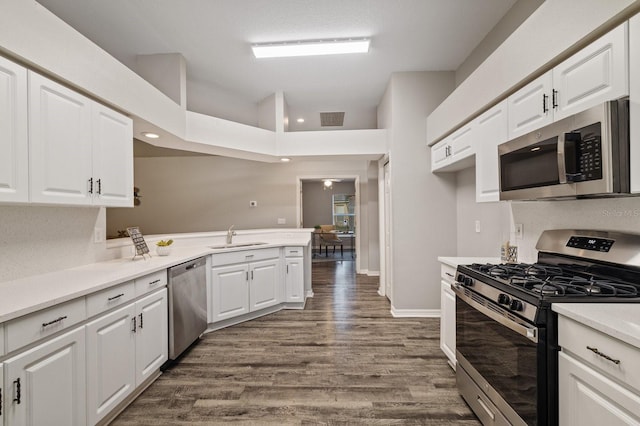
xmin=501 ymin=136 xmax=559 ymax=191
xmin=457 ymin=296 xmax=540 ymax=425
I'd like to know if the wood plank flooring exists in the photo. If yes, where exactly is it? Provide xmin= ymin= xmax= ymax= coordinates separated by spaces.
xmin=112 ymin=260 xmax=480 ymax=425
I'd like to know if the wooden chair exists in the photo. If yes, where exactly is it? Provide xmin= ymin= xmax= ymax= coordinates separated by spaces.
xmin=319 ymin=225 xmax=343 ymax=256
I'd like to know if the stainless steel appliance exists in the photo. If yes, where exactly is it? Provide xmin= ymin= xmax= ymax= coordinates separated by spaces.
xmin=168 ymin=257 xmax=208 ymax=359
xmin=454 ymin=230 xmax=640 ymax=425
xmin=499 ymin=98 xmax=630 ymax=200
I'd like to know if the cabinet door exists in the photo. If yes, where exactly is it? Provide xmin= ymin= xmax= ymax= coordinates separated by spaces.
xmin=559 ymin=351 xmax=640 ymax=426
xmin=285 ymin=258 xmax=304 ymax=303
xmin=86 ymin=303 xmax=136 ymax=426
xmin=211 ymin=264 xmax=250 ymax=322
xmin=449 ymin=123 xmax=474 ymax=161
xmin=249 ymin=259 xmax=280 ymax=312
xmin=29 ymin=72 xmax=93 ymax=205
xmin=92 ymin=103 xmax=133 ymax=207
xmin=440 ymin=281 xmax=456 ymax=369
xmin=475 ymin=101 xmax=507 ymax=203
xmin=431 ymin=138 xmax=451 ymax=172
xmin=554 ymin=23 xmax=628 ymax=121
xmin=135 ymin=288 xmax=168 ymax=386
xmin=507 ymin=72 xmax=553 ymax=139
xmin=0 ymin=56 xmax=28 ymax=203
xmin=4 ymin=326 xmax=86 ymax=426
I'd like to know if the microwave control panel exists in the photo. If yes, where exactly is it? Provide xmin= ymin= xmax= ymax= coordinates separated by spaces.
xmin=566 ymin=123 xmax=602 ymax=182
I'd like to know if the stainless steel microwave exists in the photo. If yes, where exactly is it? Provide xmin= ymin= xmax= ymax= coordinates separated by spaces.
xmin=498 ymin=98 xmax=630 ymax=200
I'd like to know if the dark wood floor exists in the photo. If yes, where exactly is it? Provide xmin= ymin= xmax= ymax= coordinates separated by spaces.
xmin=112 ymin=260 xmax=480 ymax=425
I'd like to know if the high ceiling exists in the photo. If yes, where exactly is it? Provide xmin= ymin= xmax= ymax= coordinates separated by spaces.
xmin=37 ymin=0 xmax=518 ymax=130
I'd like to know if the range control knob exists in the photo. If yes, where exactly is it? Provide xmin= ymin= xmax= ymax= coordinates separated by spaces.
xmin=457 ymin=274 xmax=465 ymax=283
xmin=510 ymin=299 xmax=523 ymax=312
xmin=463 ymin=277 xmax=473 ymax=287
xmin=497 ymin=293 xmax=511 ymax=305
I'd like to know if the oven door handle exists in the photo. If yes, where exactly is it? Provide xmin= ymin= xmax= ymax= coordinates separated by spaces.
xmin=453 ymin=284 xmax=539 ymax=343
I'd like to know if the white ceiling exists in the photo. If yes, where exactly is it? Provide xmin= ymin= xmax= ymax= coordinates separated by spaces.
xmin=37 ymin=0 xmax=517 ymax=130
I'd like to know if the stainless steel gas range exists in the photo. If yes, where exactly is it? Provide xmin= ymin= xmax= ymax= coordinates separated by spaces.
xmin=453 ymin=229 xmax=640 ymax=426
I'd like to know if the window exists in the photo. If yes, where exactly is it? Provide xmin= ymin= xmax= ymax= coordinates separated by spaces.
xmin=332 ymin=194 xmax=355 ymax=232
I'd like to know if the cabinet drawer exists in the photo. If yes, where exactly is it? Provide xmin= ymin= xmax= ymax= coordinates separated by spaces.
xmin=211 ymin=247 xmax=280 ymax=266
xmin=5 ymin=297 xmax=86 ymax=353
xmin=285 ymin=246 xmax=304 ymax=257
xmin=441 ymin=263 xmax=457 ymax=284
xmin=559 ymin=316 xmax=640 ymax=393
xmin=86 ymin=280 xmax=135 ymax=317
xmin=135 ymin=270 xmax=167 ymax=296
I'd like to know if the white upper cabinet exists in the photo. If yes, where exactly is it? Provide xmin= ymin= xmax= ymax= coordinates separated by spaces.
xmin=0 ymin=56 xmax=28 ymax=203
xmin=29 ymin=72 xmax=93 ymax=205
xmin=508 ymin=23 xmax=628 ymax=140
xmin=431 ymin=122 xmax=475 ymax=173
xmin=29 ymin=71 xmax=133 ymax=207
xmin=92 ymin=102 xmax=133 ymax=206
xmin=507 ymin=73 xmax=553 ymax=140
xmin=475 ymin=101 xmax=508 ymax=203
xmin=553 ymin=23 xmax=628 ymax=120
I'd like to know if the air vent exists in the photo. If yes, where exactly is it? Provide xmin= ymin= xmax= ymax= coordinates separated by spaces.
xmin=320 ymin=112 xmax=345 ymax=127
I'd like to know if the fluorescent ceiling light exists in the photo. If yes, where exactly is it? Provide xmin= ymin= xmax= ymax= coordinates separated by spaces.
xmin=252 ymin=38 xmax=370 ymax=59
xmin=280 ymin=157 xmax=291 ymax=162
xmin=296 ymin=118 xmax=305 ymax=123
xmin=142 ymin=132 xmax=160 ymax=139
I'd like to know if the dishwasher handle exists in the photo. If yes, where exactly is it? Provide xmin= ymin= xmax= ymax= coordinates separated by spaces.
xmin=169 ymin=257 xmax=206 ymax=279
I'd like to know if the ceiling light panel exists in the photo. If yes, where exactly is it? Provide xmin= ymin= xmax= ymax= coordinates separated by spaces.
xmin=252 ymin=38 xmax=370 ymax=59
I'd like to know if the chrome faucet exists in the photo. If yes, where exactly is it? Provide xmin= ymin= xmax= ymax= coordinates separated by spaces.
xmin=226 ymin=225 xmax=236 ymax=244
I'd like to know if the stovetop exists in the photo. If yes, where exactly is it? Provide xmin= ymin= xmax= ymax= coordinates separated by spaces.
xmin=465 ymin=262 xmax=640 ymax=300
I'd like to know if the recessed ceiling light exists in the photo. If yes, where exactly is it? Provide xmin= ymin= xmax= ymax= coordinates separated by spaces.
xmin=297 ymin=118 xmax=305 ymax=123
xmin=280 ymin=157 xmax=291 ymax=162
xmin=252 ymin=38 xmax=370 ymax=59
xmin=142 ymin=132 xmax=160 ymax=139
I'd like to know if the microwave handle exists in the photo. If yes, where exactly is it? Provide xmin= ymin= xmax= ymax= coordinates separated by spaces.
xmin=557 ymin=133 xmax=567 ymax=184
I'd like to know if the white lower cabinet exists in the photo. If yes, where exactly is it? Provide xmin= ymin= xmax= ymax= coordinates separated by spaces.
xmin=211 ymin=263 xmax=250 ymax=322
xmin=86 ymin=288 xmax=167 ymax=425
xmin=134 ymin=289 xmax=168 ymax=386
xmin=559 ymin=351 xmax=640 ymax=425
xmin=210 ymin=249 xmax=283 ymax=322
xmin=86 ymin=304 xmax=136 ymax=425
xmin=249 ymin=259 xmax=280 ymax=312
xmin=440 ymin=280 xmax=456 ymax=368
xmin=0 ymin=363 xmax=4 ymax=425
xmin=285 ymin=257 xmax=304 ymax=303
xmin=4 ymin=326 xmax=86 ymax=426
xmin=558 ymin=314 xmax=640 ymax=425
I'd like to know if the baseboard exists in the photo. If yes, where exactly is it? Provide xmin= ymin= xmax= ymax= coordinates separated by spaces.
xmin=390 ymin=306 xmax=441 ymax=318
xmin=359 ymin=269 xmax=380 ymax=276
xmin=305 ymin=290 xmax=314 ymax=298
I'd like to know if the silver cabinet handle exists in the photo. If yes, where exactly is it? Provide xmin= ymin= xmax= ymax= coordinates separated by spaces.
xmin=13 ymin=378 xmax=21 ymax=405
xmin=42 ymin=316 xmax=67 ymax=328
xmin=131 ymin=317 xmax=137 ymax=333
xmin=149 ymin=279 xmax=161 ymax=286
xmin=445 ymin=272 xmax=454 ymax=277
xmin=108 ymin=293 xmax=124 ymax=301
xmin=586 ymin=346 xmax=621 ymax=365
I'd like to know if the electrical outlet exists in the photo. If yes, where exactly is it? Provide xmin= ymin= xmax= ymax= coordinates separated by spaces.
xmin=249 ymin=200 xmax=257 ymax=207
xmin=515 ymin=223 xmax=524 ymax=239
xmin=94 ymin=227 xmax=105 ymax=243
xmin=277 ymin=218 xmax=286 ymax=225
xmin=475 ymin=220 xmax=481 ymax=233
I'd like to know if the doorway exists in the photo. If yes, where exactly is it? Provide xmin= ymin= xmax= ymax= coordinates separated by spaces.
xmin=297 ymin=176 xmax=360 ymax=270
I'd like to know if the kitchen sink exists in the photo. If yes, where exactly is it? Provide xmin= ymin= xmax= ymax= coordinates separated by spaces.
xmin=209 ymin=242 xmax=268 ymax=249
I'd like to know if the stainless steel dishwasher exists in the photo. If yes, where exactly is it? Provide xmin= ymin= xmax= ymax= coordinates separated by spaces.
xmin=168 ymin=256 xmax=208 ymax=359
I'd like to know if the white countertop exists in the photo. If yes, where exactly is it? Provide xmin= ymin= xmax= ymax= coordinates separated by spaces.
xmin=553 ymin=303 xmax=640 ymax=350
xmin=438 ymin=256 xmax=502 ymax=268
xmin=0 ymin=232 xmax=311 ymax=323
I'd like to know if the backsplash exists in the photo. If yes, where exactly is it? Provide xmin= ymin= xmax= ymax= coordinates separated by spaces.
xmin=0 ymin=206 xmax=113 ymax=282
xmin=510 ymin=197 xmax=640 ymax=262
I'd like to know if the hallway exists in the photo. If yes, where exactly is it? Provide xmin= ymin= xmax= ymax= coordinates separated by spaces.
xmin=112 ymin=261 xmax=479 ymax=425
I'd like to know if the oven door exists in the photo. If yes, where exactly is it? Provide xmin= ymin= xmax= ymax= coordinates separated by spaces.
xmin=454 ymin=285 xmax=547 ymax=426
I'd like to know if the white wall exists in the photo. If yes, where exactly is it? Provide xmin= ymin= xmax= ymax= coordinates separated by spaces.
xmin=455 ymin=167 xmax=511 ymax=257
xmin=382 ymin=71 xmax=457 ymax=314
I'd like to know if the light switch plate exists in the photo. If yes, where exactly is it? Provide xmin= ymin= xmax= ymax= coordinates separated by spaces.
xmin=515 ymin=223 xmax=524 ymax=239
xmin=475 ymin=220 xmax=481 ymax=233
